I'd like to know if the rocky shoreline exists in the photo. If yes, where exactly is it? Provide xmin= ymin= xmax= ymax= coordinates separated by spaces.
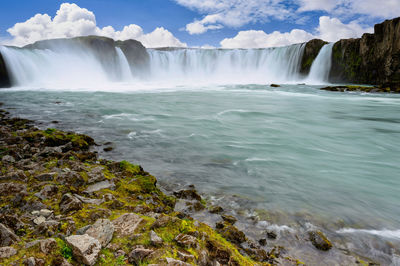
xmin=0 ymin=105 xmax=323 ymax=265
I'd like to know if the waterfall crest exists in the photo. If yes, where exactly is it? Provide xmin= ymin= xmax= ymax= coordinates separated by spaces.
xmin=0 ymin=41 xmax=337 ymax=88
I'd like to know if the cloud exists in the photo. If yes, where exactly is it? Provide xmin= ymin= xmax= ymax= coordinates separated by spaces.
xmin=6 ymin=3 xmax=186 ymax=48
xmin=220 ymin=16 xmax=373 ymax=48
xmin=175 ymin=0 xmax=292 ymax=34
xmin=176 ymin=0 xmax=399 ymax=34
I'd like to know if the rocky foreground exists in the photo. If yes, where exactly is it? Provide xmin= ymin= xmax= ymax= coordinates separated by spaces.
xmin=0 ymin=106 xmax=320 ymax=265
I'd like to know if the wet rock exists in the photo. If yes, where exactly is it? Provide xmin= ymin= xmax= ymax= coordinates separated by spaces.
xmin=103 ymin=147 xmax=113 ymax=152
xmin=35 ymin=172 xmax=56 ymax=181
xmin=59 ymin=194 xmax=83 ymax=214
xmin=85 ymin=219 xmax=114 ymax=247
xmin=83 ymin=180 xmax=115 ymax=194
xmin=128 ymin=247 xmax=153 ymax=264
xmin=2 ymin=155 xmax=15 ymax=163
xmin=221 ymin=215 xmax=237 ymax=225
xmin=267 ymin=230 xmax=277 ymax=239
xmin=112 ymin=213 xmax=143 ymax=236
xmin=270 ymin=84 xmax=281 ymax=87
xmin=308 ymin=230 xmax=332 ymax=251
xmin=175 ymin=233 xmax=198 ymax=248
xmin=0 ymin=246 xmax=17 ymax=258
xmin=150 ymin=230 xmax=163 ymax=246
xmin=0 ymin=182 xmax=26 ymax=195
xmin=0 ymin=223 xmax=20 ymax=246
xmin=165 ymin=257 xmax=191 ymax=265
xmin=258 ymin=238 xmax=267 ymax=246
xmin=216 ymin=222 xmax=246 ymax=245
xmin=173 ymin=189 xmax=202 ymax=201
xmin=66 ymin=234 xmax=101 ymax=266
xmin=209 ymin=206 xmax=224 ymax=214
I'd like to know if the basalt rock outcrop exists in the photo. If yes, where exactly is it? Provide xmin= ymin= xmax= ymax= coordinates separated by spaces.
xmin=329 ymin=17 xmax=400 ymax=86
xmin=300 ymin=39 xmax=327 ymax=75
xmin=0 ymin=53 xmax=10 ymax=88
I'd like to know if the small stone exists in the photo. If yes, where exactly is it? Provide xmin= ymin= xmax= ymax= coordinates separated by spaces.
xmin=112 ymin=213 xmax=143 ymax=236
xmin=34 ymin=185 xmax=58 ymax=200
xmin=102 ymin=193 xmax=115 ymax=202
xmin=0 ymin=246 xmax=17 ymax=258
xmin=39 ymin=209 xmax=53 ymax=218
xmin=258 ymin=238 xmax=267 ymax=246
xmin=177 ymin=250 xmax=195 ymax=262
xmin=103 ymin=147 xmax=113 ymax=152
xmin=73 ymin=194 xmax=104 ymax=205
xmin=165 ymin=257 xmax=191 ymax=265
xmin=308 ymin=230 xmax=333 ymax=251
xmin=175 ymin=233 xmax=198 ymax=248
xmin=267 ymin=230 xmax=277 ymax=239
xmin=150 ymin=230 xmax=163 ymax=246
xmin=66 ymin=234 xmax=101 ymax=266
xmin=33 ymin=216 xmax=46 ymax=225
xmin=85 ymin=219 xmax=114 ymax=248
xmin=209 ymin=206 xmax=224 ymax=214
xmin=173 ymin=189 xmax=202 ymax=201
xmin=2 ymin=155 xmax=15 ymax=163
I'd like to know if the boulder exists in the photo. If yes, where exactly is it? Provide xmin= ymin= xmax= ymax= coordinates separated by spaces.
xmin=0 ymin=223 xmax=20 ymax=246
xmin=65 ymin=234 xmax=101 ymax=266
xmin=112 ymin=213 xmax=143 ymax=236
xmin=59 ymin=194 xmax=83 ymax=214
xmin=85 ymin=219 xmax=114 ymax=247
xmin=308 ymin=230 xmax=333 ymax=251
xmin=0 ymin=246 xmax=17 ymax=258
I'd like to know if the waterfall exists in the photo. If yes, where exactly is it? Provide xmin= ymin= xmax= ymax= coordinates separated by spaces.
xmin=0 ymin=41 xmax=339 ymax=88
xmin=306 ymin=43 xmax=334 ymax=84
xmin=148 ymin=43 xmax=306 ymax=84
xmin=116 ymin=47 xmax=133 ymax=81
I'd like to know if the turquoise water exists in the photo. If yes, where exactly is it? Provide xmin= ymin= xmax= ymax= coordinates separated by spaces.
xmin=1 ymin=84 xmax=400 ymax=262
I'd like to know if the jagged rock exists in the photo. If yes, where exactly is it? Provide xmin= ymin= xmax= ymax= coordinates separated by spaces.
xmin=175 ymin=233 xmax=198 ymax=248
xmin=25 ymin=238 xmax=57 ymax=254
xmin=267 ymin=230 xmax=277 ymax=239
xmin=258 ymin=239 xmax=267 ymax=246
xmin=150 ymin=215 xmax=178 ymax=229
xmin=0 ymin=214 xmax=25 ymax=233
xmin=83 ymin=180 xmax=115 ymax=194
xmin=2 ymin=155 xmax=15 ymax=163
xmin=57 ymin=171 xmax=85 ymax=187
xmin=77 ymin=225 xmax=92 ymax=235
xmin=0 ymin=182 xmax=26 ymax=195
xmin=150 ymin=230 xmax=163 ymax=246
xmin=308 ymin=230 xmax=332 ymax=251
xmin=102 ymin=193 xmax=115 ymax=202
xmin=33 ymin=216 xmax=46 ymax=225
xmin=128 ymin=247 xmax=153 ymax=264
xmin=35 ymin=172 xmax=55 ymax=181
xmin=59 ymin=193 xmax=83 ymax=214
xmin=73 ymin=194 xmax=104 ymax=205
xmin=177 ymin=250 xmax=195 ymax=262
xmin=0 ymin=170 xmax=26 ymax=181
xmin=165 ymin=257 xmax=191 ymax=266
xmin=0 ymin=246 xmax=17 ymax=258
xmin=24 ymin=257 xmax=39 ymax=266
xmin=66 ymin=234 xmax=101 ymax=266
xmin=216 ymin=222 xmax=246 ymax=245
xmin=112 ymin=213 xmax=143 ymax=236
xmin=0 ymin=223 xmax=20 ymax=246
xmin=33 ymin=220 xmax=60 ymax=236
xmin=85 ymin=219 xmax=114 ymax=247
xmin=300 ymin=39 xmax=328 ymax=75
xmin=87 ymin=167 xmax=106 ymax=183
xmin=39 ymin=209 xmax=53 ymax=218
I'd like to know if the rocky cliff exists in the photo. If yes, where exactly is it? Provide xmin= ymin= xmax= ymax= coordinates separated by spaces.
xmin=329 ymin=17 xmax=400 ymax=86
xmin=300 ymin=39 xmax=327 ymax=76
xmin=0 ymin=53 xmax=10 ymax=88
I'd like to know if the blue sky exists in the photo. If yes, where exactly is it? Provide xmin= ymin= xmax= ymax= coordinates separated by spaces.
xmin=0 ymin=0 xmax=398 ymax=48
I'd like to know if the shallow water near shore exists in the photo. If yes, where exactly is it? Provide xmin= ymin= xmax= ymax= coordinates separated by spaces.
xmin=1 ymin=84 xmax=400 ymax=264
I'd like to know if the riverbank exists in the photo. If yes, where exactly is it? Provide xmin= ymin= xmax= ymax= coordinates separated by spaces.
xmin=0 ymin=105 xmax=310 ymax=265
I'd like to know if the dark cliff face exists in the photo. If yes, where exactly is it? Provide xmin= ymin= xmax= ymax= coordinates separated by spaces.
xmin=300 ymin=39 xmax=328 ymax=76
xmin=116 ymin=39 xmax=150 ymax=77
xmin=0 ymin=52 xmax=11 ymax=88
xmin=330 ymin=17 xmax=400 ymax=85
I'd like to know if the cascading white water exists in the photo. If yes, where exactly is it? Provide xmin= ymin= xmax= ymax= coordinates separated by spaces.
xmin=148 ymin=43 xmax=306 ymax=84
xmin=306 ymin=43 xmax=334 ymax=84
xmin=0 ymin=41 xmax=338 ymax=88
xmin=115 ymin=47 xmax=133 ymax=81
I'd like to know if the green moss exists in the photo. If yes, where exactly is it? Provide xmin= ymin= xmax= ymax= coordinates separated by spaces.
xmin=56 ymin=238 xmax=73 ymax=261
xmin=120 ymin=160 xmax=142 ymax=174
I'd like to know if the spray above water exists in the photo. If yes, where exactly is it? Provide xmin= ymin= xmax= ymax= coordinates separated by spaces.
xmin=0 ymin=41 xmax=335 ymax=89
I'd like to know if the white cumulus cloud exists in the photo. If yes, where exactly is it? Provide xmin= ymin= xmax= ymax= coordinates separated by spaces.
xmin=6 ymin=3 xmax=187 ymax=48
xmin=220 ymin=16 xmax=373 ymax=48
